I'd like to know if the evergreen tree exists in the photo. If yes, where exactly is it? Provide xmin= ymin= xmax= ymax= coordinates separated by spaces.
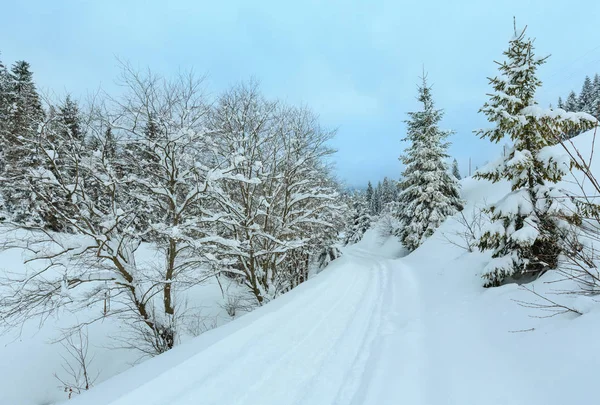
xmin=0 ymin=54 xmax=9 ymax=176
xmin=397 ymin=75 xmax=463 ymax=251
xmin=380 ymin=177 xmax=397 ymax=207
xmin=578 ymin=76 xmax=595 ymax=114
xmin=564 ymin=91 xmax=579 ymax=112
xmin=557 ymin=96 xmax=563 ymax=109
xmin=343 ymin=192 xmax=371 ymax=245
xmin=1 ymin=61 xmax=45 ymax=226
xmin=365 ymin=181 xmax=374 ymax=215
xmin=373 ymin=181 xmax=382 ymax=215
xmin=592 ymin=73 xmax=600 ymax=119
xmin=475 ymin=24 xmax=597 ymax=287
xmin=57 ymin=95 xmax=83 ymax=141
xmin=451 ymin=158 xmax=461 ymax=180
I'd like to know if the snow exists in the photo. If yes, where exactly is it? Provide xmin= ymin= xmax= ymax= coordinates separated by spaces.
xmin=3 ymin=129 xmax=600 ymax=404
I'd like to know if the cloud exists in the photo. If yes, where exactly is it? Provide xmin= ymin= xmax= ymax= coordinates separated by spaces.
xmin=293 ymin=60 xmax=381 ymax=121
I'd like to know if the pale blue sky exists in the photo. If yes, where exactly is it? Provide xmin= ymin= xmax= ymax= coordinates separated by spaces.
xmin=2 ymin=0 xmax=599 ymax=187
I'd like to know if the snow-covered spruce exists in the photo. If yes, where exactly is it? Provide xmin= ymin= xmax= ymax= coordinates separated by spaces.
xmin=475 ymin=24 xmax=597 ymax=287
xmin=343 ymin=190 xmax=371 ymax=246
xmin=397 ymin=75 xmax=463 ymax=252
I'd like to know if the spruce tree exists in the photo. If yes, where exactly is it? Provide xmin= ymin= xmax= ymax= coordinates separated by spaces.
xmin=365 ymin=181 xmax=374 ymax=215
xmin=397 ymin=75 xmax=463 ymax=252
xmin=2 ymin=61 xmax=45 ymax=226
xmin=373 ymin=181 xmax=382 ymax=215
xmin=380 ymin=177 xmax=397 ymax=207
xmin=564 ymin=91 xmax=579 ymax=112
xmin=592 ymin=73 xmax=600 ymax=119
xmin=578 ymin=76 xmax=595 ymax=115
xmin=475 ymin=24 xmax=597 ymax=287
xmin=57 ymin=95 xmax=83 ymax=141
xmin=452 ymin=158 xmax=461 ymax=180
xmin=0 ymin=54 xmax=9 ymax=175
xmin=343 ymin=192 xmax=371 ymax=245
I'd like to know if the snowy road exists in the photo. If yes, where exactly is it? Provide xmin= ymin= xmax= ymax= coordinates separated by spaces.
xmin=70 ymin=247 xmax=427 ymax=405
xmin=65 ymin=233 xmax=600 ymax=405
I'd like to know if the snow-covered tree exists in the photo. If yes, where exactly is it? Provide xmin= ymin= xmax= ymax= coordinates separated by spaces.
xmin=343 ymin=192 xmax=371 ymax=245
xmin=397 ymin=75 xmax=463 ymax=251
xmin=452 ymin=158 xmax=461 ymax=180
xmin=564 ymin=91 xmax=579 ymax=113
xmin=0 ymin=55 xmax=10 ymax=209
xmin=208 ymin=81 xmax=343 ymax=304
xmin=365 ymin=181 xmax=375 ymax=215
xmin=475 ymin=24 xmax=597 ymax=287
xmin=0 ymin=67 xmax=228 ymax=356
xmin=379 ymin=177 xmax=397 ymax=207
xmin=1 ymin=61 xmax=46 ymax=226
xmin=578 ymin=76 xmax=595 ymax=115
xmin=592 ymin=74 xmax=600 ymax=118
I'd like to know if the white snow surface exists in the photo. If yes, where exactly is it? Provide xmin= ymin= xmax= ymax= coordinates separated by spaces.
xmin=3 ymin=129 xmax=600 ymax=405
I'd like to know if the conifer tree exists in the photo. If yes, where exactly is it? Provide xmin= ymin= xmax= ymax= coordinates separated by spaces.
xmin=57 ymin=95 xmax=83 ymax=141
xmin=564 ymin=91 xmax=579 ymax=112
xmin=365 ymin=181 xmax=374 ymax=215
xmin=0 ymin=54 xmax=9 ymax=179
xmin=380 ymin=177 xmax=397 ymax=207
xmin=2 ymin=61 xmax=45 ymax=226
xmin=592 ymin=73 xmax=600 ymax=119
xmin=557 ymin=96 xmax=564 ymax=110
xmin=578 ymin=76 xmax=595 ymax=115
xmin=397 ymin=75 xmax=463 ymax=251
xmin=373 ymin=181 xmax=382 ymax=215
xmin=475 ymin=23 xmax=597 ymax=287
xmin=343 ymin=192 xmax=371 ymax=245
xmin=452 ymin=158 xmax=461 ymax=180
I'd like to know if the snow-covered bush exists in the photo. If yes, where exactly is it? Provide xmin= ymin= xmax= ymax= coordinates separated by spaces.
xmin=442 ymin=204 xmax=489 ymax=252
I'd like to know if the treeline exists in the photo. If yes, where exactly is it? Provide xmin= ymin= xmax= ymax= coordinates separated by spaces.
xmin=557 ymin=73 xmax=600 ymax=137
xmin=0 ymin=57 xmax=345 ymax=355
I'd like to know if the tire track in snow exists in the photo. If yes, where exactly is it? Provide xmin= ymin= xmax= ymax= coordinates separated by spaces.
xmin=347 ymin=260 xmax=426 ymax=405
xmin=108 ymin=260 xmax=365 ymax=405
xmin=228 ymin=262 xmax=377 ymax=405
xmin=165 ymin=260 xmax=373 ymax=405
xmin=331 ymin=260 xmax=390 ymax=405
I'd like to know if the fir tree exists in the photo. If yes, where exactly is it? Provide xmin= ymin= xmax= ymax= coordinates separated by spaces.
xmin=475 ymin=23 xmax=597 ymax=287
xmin=343 ymin=192 xmax=371 ymax=245
xmin=373 ymin=181 xmax=382 ymax=215
xmin=591 ymin=73 xmax=600 ymax=119
xmin=564 ymin=91 xmax=579 ymax=112
xmin=578 ymin=76 xmax=595 ymax=115
xmin=452 ymin=158 xmax=461 ymax=180
xmin=0 ymin=54 xmax=9 ymax=177
xmin=380 ymin=177 xmax=397 ymax=207
xmin=557 ymin=96 xmax=563 ymax=109
xmin=2 ymin=61 xmax=45 ymax=226
xmin=397 ymin=75 xmax=463 ymax=251
xmin=365 ymin=181 xmax=374 ymax=215
xmin=57 ymin=95 xmax=83 ymax=141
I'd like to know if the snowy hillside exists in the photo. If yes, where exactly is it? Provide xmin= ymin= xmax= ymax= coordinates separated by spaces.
xmin=1 ymin=128 xmax=591 ymax=405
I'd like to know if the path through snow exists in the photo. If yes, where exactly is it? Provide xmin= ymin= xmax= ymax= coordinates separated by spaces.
xmin=66 ymin=230 xmax=596 ymax=405
xmin=68 ymin=244 xmax=432 ymax=405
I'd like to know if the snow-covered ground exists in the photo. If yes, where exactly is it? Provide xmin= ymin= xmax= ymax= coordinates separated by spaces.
xmin=0 ymin=243 xmax=246 ymax=405
xmin=3 ymin=130 xmax=600 ymax=405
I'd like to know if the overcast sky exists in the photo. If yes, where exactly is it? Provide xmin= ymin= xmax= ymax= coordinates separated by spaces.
xmin=2 ymin=0 xmax=599 ymax=187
